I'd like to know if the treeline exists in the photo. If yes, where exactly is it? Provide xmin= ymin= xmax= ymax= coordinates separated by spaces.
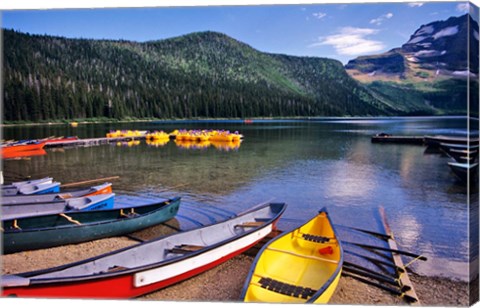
xmin=3 ymin=30 xmax=396 ymax=122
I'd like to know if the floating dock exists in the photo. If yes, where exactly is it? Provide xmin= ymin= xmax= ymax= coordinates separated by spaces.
xmin=44 ymin=136 xmax=146 ymax=148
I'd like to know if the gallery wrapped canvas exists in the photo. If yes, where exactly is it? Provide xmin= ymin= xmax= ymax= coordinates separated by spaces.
xmin=0 ymin=0 xmax=479 ymax=307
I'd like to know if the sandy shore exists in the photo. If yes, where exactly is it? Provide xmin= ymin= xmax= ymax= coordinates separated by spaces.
xmin=2 ymin=231 xmax=473 ymax=306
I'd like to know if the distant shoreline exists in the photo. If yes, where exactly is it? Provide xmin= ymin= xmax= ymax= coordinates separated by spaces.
xmin=1 ymin=115 xmax=474 ymax=128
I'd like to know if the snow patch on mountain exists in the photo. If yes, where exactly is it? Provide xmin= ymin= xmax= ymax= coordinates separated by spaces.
xmin=414 ymin=50 xmax=447 ymax=57
xmin=407 ymin=36 xmax=428 ymax=44
xmin=433 ymin=26 xmax=459 ymax=40
xmin=415 ymin=25 xmax=435 ymax=36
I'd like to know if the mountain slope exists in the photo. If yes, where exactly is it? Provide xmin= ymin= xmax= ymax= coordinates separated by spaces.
xmin=345 ymin=14 xmax=479 ymax=115
xmin=3 ymin=30 xmax=395 ymax=122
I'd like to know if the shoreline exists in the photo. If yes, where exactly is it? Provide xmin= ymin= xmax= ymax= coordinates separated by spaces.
xmin=1 ymin=235 xmax=473 ymax=306
xmin=1 ymin=115 xmax=473 ymax=128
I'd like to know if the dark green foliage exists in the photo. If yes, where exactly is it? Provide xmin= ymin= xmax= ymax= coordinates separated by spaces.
xmin=3 ymin=30 xmax=395 ymax=122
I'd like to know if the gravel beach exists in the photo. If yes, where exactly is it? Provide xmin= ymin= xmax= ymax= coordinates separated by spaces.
xmin=1 ymin=230 xmax=473 ymax=306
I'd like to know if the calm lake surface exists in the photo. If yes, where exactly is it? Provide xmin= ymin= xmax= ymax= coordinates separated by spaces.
xmin=2 ymin=116 xmax=478 ymax=281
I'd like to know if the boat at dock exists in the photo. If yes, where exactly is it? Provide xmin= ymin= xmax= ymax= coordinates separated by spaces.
xmin=2 ymin=178 xmax=61 ymax=196
xmin=1 ymin=182 xmax=113 ymax=206
xmin=2 ymin=196 xmax=181 ymax=254
xmin=2 ymin=193 xmax=116 ymax=221
xmin=241 ymin=208 xmax=342 ymax=304
xmin=447 ymin=161 xmax=479 ymax=185
xmin=1 ymin=201 xmax=285 ymax=298
xmin=424 ymin=135 xmax=479 ymax=147
xmin=1 ymin=140 xmax=47 ymax=158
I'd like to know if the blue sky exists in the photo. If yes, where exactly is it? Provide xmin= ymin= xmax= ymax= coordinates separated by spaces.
xmin=1 ymin=1 xmax=477 ymax=63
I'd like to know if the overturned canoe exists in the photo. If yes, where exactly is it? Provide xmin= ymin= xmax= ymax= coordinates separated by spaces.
xmin=2 ymin=177 xmax=54 ymax=196
xmin=241 ymin=208 xmax=343 ymax=304
xmin=1 ymin=201 xmax=285 ymax=298
xmin=2 ymin=193 xmax=116 ymax=220
xmin=2 ymin=181 xmax=61 ymax=196
xmin=1 ymin=182 xmax=113 ymax=206
xmin=2 ymin=196 xmax=181 ymax=254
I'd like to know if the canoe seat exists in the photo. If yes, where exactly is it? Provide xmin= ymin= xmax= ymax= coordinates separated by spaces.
xmin=55 ymin=193 xmax=73 ymax=200
xmin=107 ymin=265 xmax=129 ymax=273
xmin=168 ymin=244 xmax=204 ymax=254
xmin=257 ymin=277 xmax=317 ymax=299
xmin=235 ymin=221 xmax=264 ymax=228
xmin=301 ymin=233 xmax=330 ymax=243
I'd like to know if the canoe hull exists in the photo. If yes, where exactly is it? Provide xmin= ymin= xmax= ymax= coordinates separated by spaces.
xmin=3 ymin=197 xmax=180 ymax=254
xmin=241 ymin=209 xmax=343 ymax=304
xmin=2 ymin=202 xmax=286 ymax=299
xmin=1 ymin=183 xmax=113 ymax=206
xmin=3 ymin=223 xmax=267 ymax=299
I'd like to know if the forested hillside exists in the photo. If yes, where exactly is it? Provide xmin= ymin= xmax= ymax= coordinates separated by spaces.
xmin=3 ymin=30 xmax=398 ymax=122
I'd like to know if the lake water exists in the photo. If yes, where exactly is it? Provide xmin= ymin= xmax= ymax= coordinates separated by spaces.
xmin=2 ymin=116 xmax=478 ymax=281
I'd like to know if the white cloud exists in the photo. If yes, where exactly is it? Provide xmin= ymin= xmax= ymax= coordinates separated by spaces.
xmin=310 ymin=27 xmax=386 ymax=56
xmin=370 ymin=13 xmax=393 ymax=26
xmin=407 ymin=2 xmax=424 ymax=7
xmin=456 ymin=3 xmax=470 ymax=13
xmin=312 ymin=12 xmax=327 ymax=19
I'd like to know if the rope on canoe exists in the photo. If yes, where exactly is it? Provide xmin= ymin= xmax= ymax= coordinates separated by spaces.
xmin=59 ymin=213 xmax=82 ymax=225
xmin=402 ymin=254 xmax=426 ymax=269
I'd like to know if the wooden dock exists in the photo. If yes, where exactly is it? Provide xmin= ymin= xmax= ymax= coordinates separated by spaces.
xmin=371 ymin=135 xmax=425 ymax=145
xmin=44 ymin=136 xmax=147 ymax=148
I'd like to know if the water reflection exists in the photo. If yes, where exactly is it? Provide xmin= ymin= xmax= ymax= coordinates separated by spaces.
xmin=1 ymin=117 xmax=475 ymax=281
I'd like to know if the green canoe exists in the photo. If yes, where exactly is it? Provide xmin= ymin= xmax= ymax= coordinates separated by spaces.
xmin=2 ymin=196 xmax=181 ymax=254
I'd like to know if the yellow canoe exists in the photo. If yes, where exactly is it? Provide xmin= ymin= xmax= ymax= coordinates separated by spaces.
xmin=241 ymin=209 xmax=343 ymax=304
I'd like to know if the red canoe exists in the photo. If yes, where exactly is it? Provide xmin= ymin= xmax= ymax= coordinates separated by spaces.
xmin=2 ymin=202 xmax=286 ymax=299
xmin=1 ymin=141 xmax=46 ymax=157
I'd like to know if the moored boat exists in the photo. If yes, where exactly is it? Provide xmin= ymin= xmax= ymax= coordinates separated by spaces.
xmin=448 ymin=161 xmax=479 ymax=185
xmin=240 ymin=208 xmax=343 ymax=304
xmin=2 ymin=196 xmax=181 ymax=254
xmin=439 ymin=143 xmax=479 ymax=163
xmin=1 ymin=201 xmax=285 ymax=298
xmin=0 ymin=140 xmax=47 ymax=157
xmin=424 ymin=135 xmax=479 ymax=148
xmin=2 ymin=193 xmax=116 ymax=220
xmin=1 ymin=182 xmax=113 ymax=206
xmin=2 ymin=179 xmax=61 ymax=196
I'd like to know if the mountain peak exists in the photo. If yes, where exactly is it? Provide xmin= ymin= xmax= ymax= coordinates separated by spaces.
xmin=346 ymin=13 xmax=479 ymax=82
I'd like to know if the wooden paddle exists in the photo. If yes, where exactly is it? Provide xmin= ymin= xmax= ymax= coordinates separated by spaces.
xmin=341 ymin=241 xmax=427 ymax=261
xmin=60 ymin=176 xmax=120 ymax=188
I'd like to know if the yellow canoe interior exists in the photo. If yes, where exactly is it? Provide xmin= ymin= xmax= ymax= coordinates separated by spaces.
xmin=243 ymin=211 xmax=342 ymax=304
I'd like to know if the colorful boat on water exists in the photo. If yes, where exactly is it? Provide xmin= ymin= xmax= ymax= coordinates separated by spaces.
xmin=241 ymin=208 xmax=343 ymax=304
xmin=1 ymin=140 xmax=47 ymax=158
xmin=169 ymin=129 xmax=243 ymax=143
xmin=2 ymin=196 xmax=181 ymax=254
xmin=106 ymin=130 xmax=147 ymax=138
xmin=2 ymin=182 xmax=113 ymax=206
xmin=1 ymin=149 xmax=47 ymax=160
xmin=146 ymin=131 xmax=170 ymax=141
xmin=1 ymin=201 xmax=285 ymax=298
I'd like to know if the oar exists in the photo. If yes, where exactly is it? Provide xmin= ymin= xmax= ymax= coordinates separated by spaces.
xmin=60 ymin=176 xmax=120 ymax=188
xmin=344 ymin=249 xmax=405 ymax=273
xmin=342 ymin=241 xmax=427 ymax=261
xmin=343 ymin=262 xmax=403 ymax=289
xmin=335 ymin=224 xmax=391 ymax=240
xmin=342 ymin=272 xmax=418 ymax=303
